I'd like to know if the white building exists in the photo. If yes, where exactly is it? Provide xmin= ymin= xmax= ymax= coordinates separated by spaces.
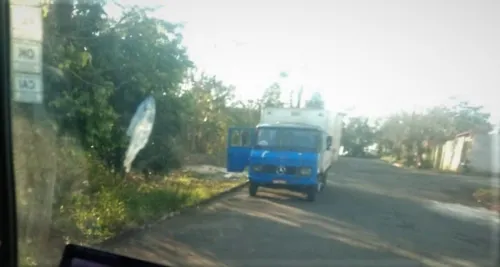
xmin=434 ymin=130 xmax=500 ymax=175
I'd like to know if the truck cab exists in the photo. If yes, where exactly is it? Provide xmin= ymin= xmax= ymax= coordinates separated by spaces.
xmin=226 ymin=108 xmax=342 ymax=202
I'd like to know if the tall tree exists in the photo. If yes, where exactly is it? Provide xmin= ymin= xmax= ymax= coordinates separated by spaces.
xmin=296 ymin=86 xmax=304 ymax=108
xmin=341 ymin=117 xmax=376 ymax=157
xmin=450 ymin=101 xmax=492 ymax=134
xmin=261 ymin=83 xmax=284 ymax=108
xmin=377 ymin=101 xmax=492 ymax=167
xmin=304 ymin=92 xmax=325 ymax=109
xmin=43 ymin=4 xmax=194 ymax=172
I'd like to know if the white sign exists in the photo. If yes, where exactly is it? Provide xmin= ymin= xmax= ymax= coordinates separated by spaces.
xmin=13 ymin=90 xmax=43 ymax=104
xmin=12 ymin=39 xmax=42 ymax=73
xmin=13 ymin=73 xmax=43 ymax=93
xmin=10 ymin=5 xmax=43 ymax=41
xmin=10 ymin=0 xmax=42 ymax=5
xmin=12 ymin=73 xmax=43 ymax=104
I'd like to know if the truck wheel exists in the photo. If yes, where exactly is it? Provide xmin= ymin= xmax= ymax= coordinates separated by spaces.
xmin=306 ymin=186 xmax=317 ymax=202
xmin=249 ymin=183 xmax=258 ymax=197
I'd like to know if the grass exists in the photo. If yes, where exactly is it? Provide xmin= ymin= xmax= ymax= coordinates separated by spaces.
xmin=124 ymin=172 xmax=246 ymax=228
xmin=21 ymin=170 xmax=246 ymax=267
xmin=68 ymin=171 xmax=246 ymax=244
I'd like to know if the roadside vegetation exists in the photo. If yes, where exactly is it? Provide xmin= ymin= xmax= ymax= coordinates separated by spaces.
xmin=15 ymin=2 xmax=327 ymax=266
xmin=342 ymin=102 xmax=492 ymax=167
xmin=13 ymin=1 xmax=498 ymax=266
xmin=15 ymin=3 xmax=273 ymax=266
xmin=341 ymin=102 xmax=498 ymax=213
xmin=341 ymin=105 xmax=498 ymax=209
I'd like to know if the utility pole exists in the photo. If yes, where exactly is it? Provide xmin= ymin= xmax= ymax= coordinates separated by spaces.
xmin=492 ymin=121 xmax=500 ymax=267
xmin=11 ymin=0 xmax=57 ymax=258
xmin=296 ymin=86 xmax=303 ymax=108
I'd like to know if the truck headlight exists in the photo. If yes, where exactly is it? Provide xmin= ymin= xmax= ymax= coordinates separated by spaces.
xmin=299 ymin=167 xmax=312 ymax=176
xmin=252 ymin=165 xmax=263 ymax=172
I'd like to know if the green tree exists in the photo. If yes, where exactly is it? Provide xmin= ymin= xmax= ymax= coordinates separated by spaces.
xmin=43 ymin=4 xmax=194 ymax=172
xmin=230 ymin=100 xmax=261 ymax=127
xmin=16 ymin=2 xmax=269 ymax=265
xmin=261 ymin=82 xmax=284 ymax=108
xmin=377 ymin=101 xmax=492 ymax=167
xmin=304 ymin=92 xmax=325 ymax=109
xmin=341 ymin=117 xmax=376 ymax=157
xmin=450 ymin=101 xmax=492 ymax=134
xmin=179 ymin=73 xmax=235 ymax=156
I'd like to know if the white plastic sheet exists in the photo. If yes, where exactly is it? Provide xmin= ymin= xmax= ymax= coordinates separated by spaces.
xmin=123 ymin=95 xmax=156 ymax=173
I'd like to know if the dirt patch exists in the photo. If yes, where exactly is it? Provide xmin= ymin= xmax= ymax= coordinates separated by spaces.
xmin=438 ymin=186 xmax=481 ymax=207
xmin=181 ymin=165 xmax=246 ymax=180
xmin=473 ymin=188 xmax=500 ymax=212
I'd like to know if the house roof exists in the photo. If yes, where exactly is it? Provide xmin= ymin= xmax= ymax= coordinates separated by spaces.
xmin=455 ymin=131 xmax=473 ymax=138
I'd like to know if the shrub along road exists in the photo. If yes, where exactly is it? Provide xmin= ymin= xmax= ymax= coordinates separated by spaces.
xmin=100 ymin=157 xmax=498 ymax=267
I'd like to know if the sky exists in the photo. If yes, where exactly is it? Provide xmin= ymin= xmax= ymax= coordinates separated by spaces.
xmin=111 ymin=0 xmax=499 ymax=123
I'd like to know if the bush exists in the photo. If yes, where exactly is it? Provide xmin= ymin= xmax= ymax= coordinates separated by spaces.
xmin=381 ymin=155 xmax=397 ymax=163
xmin=70 ymin=189 xmax=127 ymax=241
xmin=419 ymin=159 xmax=433 ymax=169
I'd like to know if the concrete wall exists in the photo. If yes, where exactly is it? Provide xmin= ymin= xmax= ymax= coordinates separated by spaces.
xmin=439 ymin=137 xmax=467 ymax=172
xmin=440 ymin=140 xmax=455 ymax=171
xmin=450 ymin=136 xmax=467 ymax=171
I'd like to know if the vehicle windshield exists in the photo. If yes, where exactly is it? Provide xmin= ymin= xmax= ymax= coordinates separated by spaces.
xmin=256 ymin=127 xmax=321 ymax=152
xmin=6 ymin=0 xmax=499 ymax=267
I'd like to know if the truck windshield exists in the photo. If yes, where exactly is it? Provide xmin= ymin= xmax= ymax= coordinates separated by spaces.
xmin=256 ymin=127 xmax=321 ymax=152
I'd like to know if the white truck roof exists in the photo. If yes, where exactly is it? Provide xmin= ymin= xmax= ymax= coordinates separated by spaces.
xmin=260 ymin=107 xmax=341 ymax=136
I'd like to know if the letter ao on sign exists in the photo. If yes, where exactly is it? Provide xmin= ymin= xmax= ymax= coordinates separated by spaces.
xmin=13 ymin=73 xmax=43 ymax=104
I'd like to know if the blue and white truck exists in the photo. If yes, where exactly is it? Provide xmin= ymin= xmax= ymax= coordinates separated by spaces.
xmin=226 ymin=107 xmax=343 ymax=201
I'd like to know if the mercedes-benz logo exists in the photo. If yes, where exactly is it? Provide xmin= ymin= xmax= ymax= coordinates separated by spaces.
xmin=276 ymin=165 xmax=286 ymax=174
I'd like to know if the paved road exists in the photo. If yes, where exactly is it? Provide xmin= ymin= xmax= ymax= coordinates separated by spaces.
xmin=102 ymin=158 xmax=498 ymax=267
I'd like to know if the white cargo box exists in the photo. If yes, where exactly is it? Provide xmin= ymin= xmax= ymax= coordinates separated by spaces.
xmin=260 ymin=107 xmax=344 ymax=162
xmin=260 ymin=108 xmax=333 ymax=134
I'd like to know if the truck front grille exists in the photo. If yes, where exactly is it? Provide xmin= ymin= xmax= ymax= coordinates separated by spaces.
xmin=262 ymin=164 xmax=297 ymax=175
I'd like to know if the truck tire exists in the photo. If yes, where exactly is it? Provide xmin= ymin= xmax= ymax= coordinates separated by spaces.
xmin=306 ymin=186 xmax=317 ymax=202
xmin=249 ymin=183 xmax=258 ymax=197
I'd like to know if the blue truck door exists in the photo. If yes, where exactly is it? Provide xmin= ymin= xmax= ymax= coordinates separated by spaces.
xmin=227 ymin=127 xmax=255 ymax=172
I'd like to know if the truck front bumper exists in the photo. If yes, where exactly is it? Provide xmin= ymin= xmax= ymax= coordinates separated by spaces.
xmin=248 ymin=173 xmax=317 ymax=187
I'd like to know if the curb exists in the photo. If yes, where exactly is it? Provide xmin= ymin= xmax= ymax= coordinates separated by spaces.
xmin=98 ymin=180 xmax=248 ymax=247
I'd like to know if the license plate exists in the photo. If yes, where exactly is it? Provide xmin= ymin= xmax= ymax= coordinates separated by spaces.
xmin=273 ymin=180 xmax=287 ymax=184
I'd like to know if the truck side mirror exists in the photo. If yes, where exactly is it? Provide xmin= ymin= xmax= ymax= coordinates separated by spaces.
xmin=326 ymin=136 xmax=332 ymax=150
